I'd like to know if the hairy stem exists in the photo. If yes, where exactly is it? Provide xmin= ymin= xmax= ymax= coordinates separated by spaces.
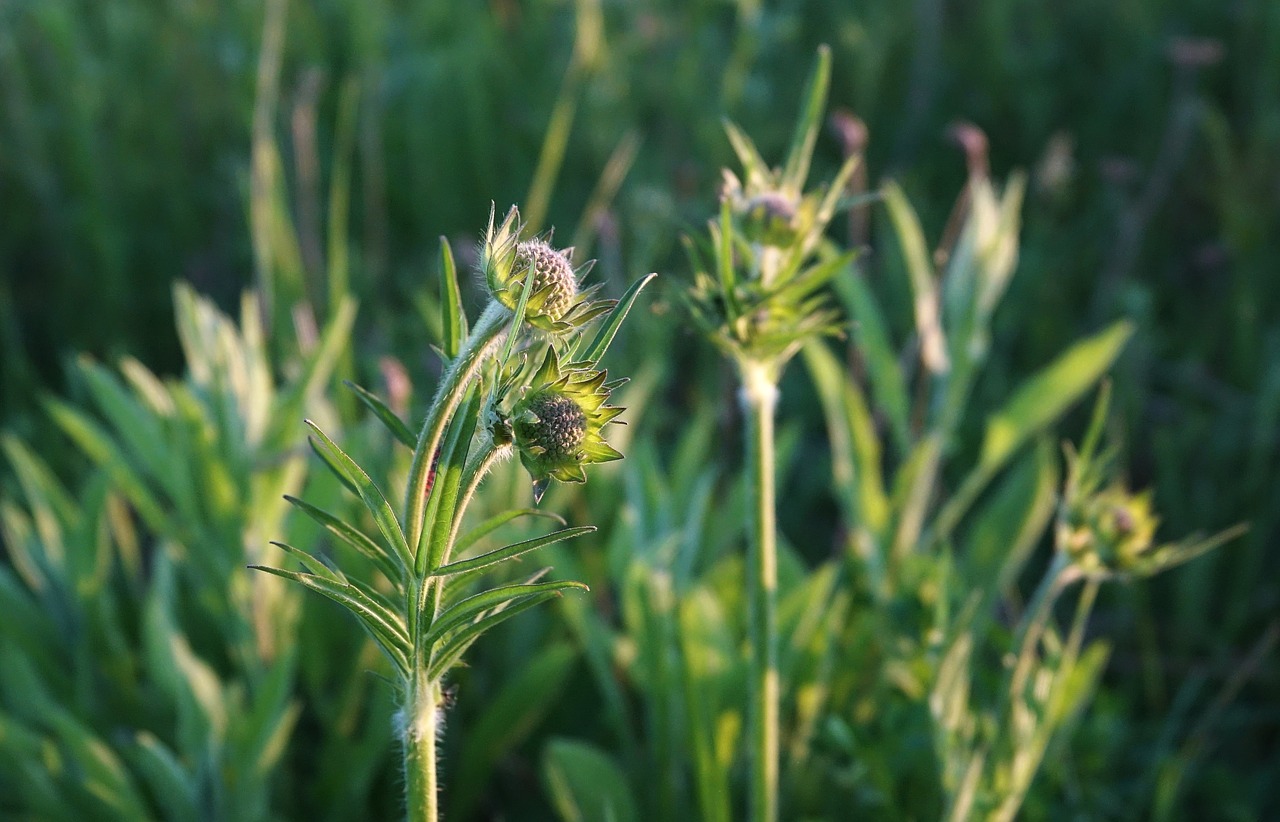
xmin=740 ymin=358 xmax=780 ymax=822
xmin=404 ymin=676 xmax=442 ymax=822
xmin=405 ymin=300 xmax=510 ymax=559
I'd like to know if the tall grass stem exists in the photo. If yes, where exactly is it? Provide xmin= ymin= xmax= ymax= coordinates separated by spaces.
xmin=740 ymin=359 xmax=780 ymax=822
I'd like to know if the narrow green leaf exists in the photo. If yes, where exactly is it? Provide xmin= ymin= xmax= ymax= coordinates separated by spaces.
xmin=418 ymin=387 xmax=482 ymax=574
xmin=499 ymin=249 xmax=539 ymax=366
xmin=931 ymin=321 xmax=1134 ymax=545
xmin=803 ymin=342 xmax=890 ymax=541
xmin=883 ymin=181 xmax=948 ymax=375
xmin=722 ymin=119 xmax=770 ymax=183
xmin=678 ymin=590 xmax=735 ymax=822
xmin=78 ymin=358 xmax=175 ymax=493
xmin=456 ymin=508 xmax=568 ymax=555
xmin=831 ymin=271 xmax=913 ymax=452
xmin=433 ymin=525 xmax=596 ymax=578
xmin=781 ymin=44 xmax=832 ymax=193
xmin=427 ymin=591 xmax=578 ymax=680
xmin=345 ymin=380 xmax=415 ymax=448
xmin=309 ymin=435 xmax=359 ymax=497
xmin=249 ymin=565 xmax=410 ymax=676
xmin=283 ymin=495 xmax=404 ymax=583
xmin=425 ymin=580 xmax=590 ymax=649
xmin=268 ymin=540 xmax=345 ymax=584
xmin=47 ymin=399 xmax=176 ymax=539
xmin=128 ymin=733 xmax=198 ymax=822
xmin=578 ymin=273 xmax=657 ymax=368
xmin=715 ymin=198 xmax=740 ymax=320
xmin=305 ymin=420 xmax=412 ymax=569
xmin=542 ymin=738 xmax=640 ymax=822
xmin=962 ymin=439 xmax=1059 ymax=602
xmin=440 ymin=236 xmax=468 ymax=359
xmin=978 ymin=321 xmax=1134 ymax=471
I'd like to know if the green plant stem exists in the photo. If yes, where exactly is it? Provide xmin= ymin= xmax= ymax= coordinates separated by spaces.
xmin=740 ymin=358 xmax=779 ymax=822
xmin=404 ymin=675 xmax=442 ymax=822
xmin=405 ymin=300 xmax=509 ymax=557
xmin=419 ymin=439 xmax=508 ymax=637
xmin=1007 ymin=552 xmax=1076 ymax=709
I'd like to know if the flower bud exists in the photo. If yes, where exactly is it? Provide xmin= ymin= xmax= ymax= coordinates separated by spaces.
xmin=1060 ymin=487 xmax=1158 ymax=577
xmin=516 ymin=390 xmax=588 ymax=462
xmin=513 ymin=239 xmax=577 ymax=322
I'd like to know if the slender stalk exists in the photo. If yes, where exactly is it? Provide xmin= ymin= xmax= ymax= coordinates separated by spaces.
xmin=1007 ymin=552 xmax=1075 ymax=709
xmin=739 ymin=358 xmax=780 ymax=822
xmin=420 ymin=439 xmax=508 ymax=640
xmin=405 ymin=300 xmax=509 ymax=556
xmin=404 ymin=675 xmax=442 ymax=822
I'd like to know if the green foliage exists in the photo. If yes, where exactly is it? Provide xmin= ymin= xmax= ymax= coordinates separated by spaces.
xmin=2 ymin=2 xmax=1277 ymax=819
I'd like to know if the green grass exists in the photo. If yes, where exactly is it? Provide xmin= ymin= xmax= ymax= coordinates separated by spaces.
xmin=2 ymin=1 xmax=1277 ymax=819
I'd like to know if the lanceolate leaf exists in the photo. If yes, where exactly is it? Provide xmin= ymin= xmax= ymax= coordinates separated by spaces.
xmin=249 ymin=565 xmax=410 ymax=677
xmin=424 ymin=580 xmax=590 ymax=649
xmin=722 ymin=119 xmax=770 ymax=185
xmin=268 ymin=540 xmax=345 ymax=584
xmin=883 ymin=181 xmax=949 ymax=376
xmin=781 ymin=44 xmax=832 ymax=193
xmin=428 ymin=591 xmax=582 ymax=680
xmin=308 ymin=436 xmax=359 ymax=498
xmin=455 ymin=508 xmax=568 ymax=555
xmin=344 ymin=381 xmax=415 ymax=448
xmin=305 ymin=420 xmax=413 ymax=569
xmin=578 ymin=273 xmax=658 ymax=368
xmin=432 ymin=526 xmax=596 ymax=578
xmin=931 ymin=320 xmax=1134 ymax=544
xmin=283 ymin=494 xmax=404 ymax=584
xmin=418 ymin=388 xmax=482 ymax=574
xmin=977 ymin=321 xmax=1134 ymax=472
xmin=440 ymin=237 xmax=468 ymax=359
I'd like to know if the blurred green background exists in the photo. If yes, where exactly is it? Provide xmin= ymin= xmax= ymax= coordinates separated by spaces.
xmin=1 ymin=0 xmax=1277 ymax=818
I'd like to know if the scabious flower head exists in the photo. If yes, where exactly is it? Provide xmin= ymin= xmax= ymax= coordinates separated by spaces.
xmin=502 ymin=347 xmax=624 ymax=501
xmin=479 ymin=205 xmax=607 ymax=335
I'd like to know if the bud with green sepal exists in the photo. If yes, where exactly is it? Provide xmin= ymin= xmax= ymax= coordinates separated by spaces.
xmin=491 ymin=346 xmax=624 ymax=503
xmin=481 ymin=205 xmax=613 ymax=335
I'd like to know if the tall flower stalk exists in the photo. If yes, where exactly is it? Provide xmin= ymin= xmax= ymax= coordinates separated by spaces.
xmin=253 ymin=206 xmax=653 ymax=822
xmin=683 ymin=46 xmax=858 ymax=822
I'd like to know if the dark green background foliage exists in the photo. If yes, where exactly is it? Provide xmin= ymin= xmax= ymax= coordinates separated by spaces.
xmin=1 ymin=0 xmax=1276 ymax=819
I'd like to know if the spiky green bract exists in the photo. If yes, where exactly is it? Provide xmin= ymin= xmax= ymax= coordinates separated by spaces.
xmin=1057 ymin=434 xmax=1244 ymax=581
xmin=481 ymin=204 xmax=613 ymax=335
xmin=682 ymin=45 xmax=859 ymax=370
xmin=495 ymin=347 xmax=624 ymax=502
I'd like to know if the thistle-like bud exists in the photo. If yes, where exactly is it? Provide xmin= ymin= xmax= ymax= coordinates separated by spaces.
xmin=512 ymin=239 xmax=577 ymax=322
xmin=516 ymin=391 xmax=588 ymax=462
xmin=502 ymin=347 xmax=625 ymax=502
xmin=480 ymin=205 xmax=607 ymax=335
xmin=740 ymin=192 xmax=800 ymax=248
xmin=1059 ymin=486 xmax=1158 ymax=577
